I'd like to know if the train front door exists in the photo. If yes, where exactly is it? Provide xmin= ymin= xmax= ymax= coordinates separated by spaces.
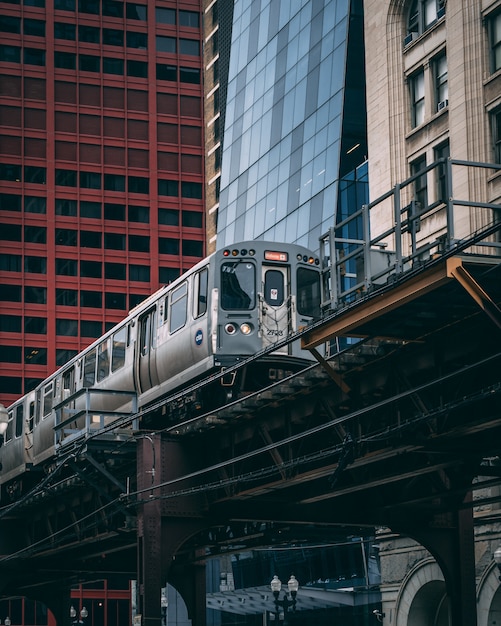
xmin=260 ymin=265 xmax=291 ymax=353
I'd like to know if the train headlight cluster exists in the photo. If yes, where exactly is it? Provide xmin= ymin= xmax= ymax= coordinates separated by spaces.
xmin=223 ymin=248 xmax=256 ymax=257
xmin=297 ymin=253 xmax=320 ymax=265
xmin=224 ymin=322 xmax=254 ymax=335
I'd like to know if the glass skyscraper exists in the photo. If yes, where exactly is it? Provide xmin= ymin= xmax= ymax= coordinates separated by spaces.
xmin=216 ymin=0 xmax=367 ymax=253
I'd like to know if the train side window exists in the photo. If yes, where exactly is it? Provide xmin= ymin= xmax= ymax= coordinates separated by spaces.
xmin=221 ymin=261 xmax=255 ymax=310
xmin=264 ymin=269 xmax=284 ymax=306
xmin=163 ymin=295 xmax=169 ymax=325
xmin=97 ymin=339 xmax=110 ymax=382
xmin=43 ymin=383 xmax=53 ymax=417
xmin=5 ymin=411 xmax=13 ymax=443
xmin=84 ymin=350 xmax=96 ymax=386
xmin=112 ymin=327 xmax=126 ymax=371
xmin=29 ymin=401 xmax=35 ymax=433
xmin=194 ymin=267 xmax=208 ymax=318
xmin=15 ymin=404 xmax=23 ymax=438
xmin=139 ymin=308 xmax=157 ymax=356
xmin=297 ymin=267 xmax=321 ymax=318
xmin=170 ymin=282 xmax=187 ymax=333
xmin=63 ymin=368 xmax=74 ymax=398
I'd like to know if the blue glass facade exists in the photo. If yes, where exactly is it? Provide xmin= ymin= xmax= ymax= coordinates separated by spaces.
xmin=217 ymin=0 xmax=366 ymax=253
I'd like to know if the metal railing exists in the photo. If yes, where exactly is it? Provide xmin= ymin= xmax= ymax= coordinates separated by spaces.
xmin=320 ymin=158 xmax=501 ymax=310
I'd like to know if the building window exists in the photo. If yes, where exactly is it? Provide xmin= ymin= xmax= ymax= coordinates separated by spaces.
xmin=25 ymin=256 xmax=47 ymax=273
xmin=0 ymin=315 xmax=22 ymax=332
xmin=81 ymin=320 xmax=102 ymax=337
xmin=25 ymin=196 xmax=47 ymax=213
xmin=159 ymin=267 xmax=179 ymax=283
xmin=127 ymin=31 xmax=147 ymax=49
xmin=0 ymin=224 xmax=21 ymax=241
xmin=103 ymin=57 xmax=124 ymax=75
xmin=104 ymin=203 xmax=125 ymax=220
xmin=179 ymin=67 xmax=200 ymax=84
xmin=104 ymin=173 xmax=126 ymax=191
xmin=55 ymin=51 xmax=76 ymax=69
xmin=55 ymin=22 xmax=76 ymax=40
xmin=24 ymin=166 xmax=46 ymax=184
xmin=155 ymin=8 xmax=175 ymax=24
xmin=56 ymin=349 xmax=77 ymax=365
xmin=182 ymin=210 xmax=203 ymax=228
xmin=24 ymin=225 xmax=47 ymax=244
xmin=103 ymin=0 xmax=123 ymax=17
xmin=23 ymin=48 xmax=45 ymax=66
xmin=0 ymin=194 xmax=22 ymax=211
xmin=24 ymin=19 xmax=46 ymax=37
xmin=0 ymin=164 xmax=21 ymax=181
xmin=56 ymin=199 xmax=77 ymax=215
xmin=179 ymin=39 xmax=199 ymax=56
xmin=80 ymin=230 xmax=101 ymax=248
xmin=128 ymin=234 xmax=149 ymax=252
xmin=56 ymin=258 xmax=77 ymax=275
xmin=126 ymin=3 xmax=147 ymax=20
xmin=182 ymin=239 xmax=203 ymax=257
xmin=56 ymin=318 xmax=78 ymax=335
xmin=56 ymin=288 xmax=78 ymax=306
xmin=181 ymin=181 xmax=202 ymax=199
xmin=158 ymin=179 xmax=178 ymax=196
xmin=54 ymin=0 xmax=76 ymax=10
xmin=105 ymin=262 xmax=126 ymax=279
xmin=410 ymin=154 xmax=428 ymax=208
xmin=407 ymin=0 xmax=445 ymax=42
xmin=80 ymin=290 xmax=102 ymax=307
xmin=0 ymin=254 xmax=21 ymax=271
xmin=434 ymin=52 xmax=448 ymax=111
xmin=80 ymin=260 xmax=102 ymax=277
xmin=56 ymin=169 xmax=77 ymax=186
xmin=0 ymin=17 xmax=21 ymax=34
xmin=492 ymin=108 xmax=501 ymax=163
xmin=410 ymin=69 xmax=425 ymax=128
xmin=25 ymin=347 xmax=47 ymax=365
xmin=1 ymin=285 xmax=22 ymax=301
xmin=79 ymin=54 xmax=100 ymax=72
xmin=156 ymin=36 xmax=176 ymax=53
xmin=128 ymin=176 xmax=149 ymax=194
xmin=25 ymin=316 xmax=47 ymax=334
xmin=127 ymin=60 xmax=148 ymax=78
xmin=80 ymin=201 xmax=101 ymax=219
xmin=128 ymin=205 xmax=149 ymax=222
xmin=159 ymin=237 xmax=179 ymax=255
xmin=104 ymin=232 xmax=126 ymax=250
xmin=130 ymin=264 xmax=150 ymax=281
xmin=103 ymin=28 xmax=124 ymax=46
xmin=490 ymin=11 xmax=501 ymax=74
xmin=55 ymin=228 xmax=77 ymax=246
xmin=179 ymin=10 xmax=200 ymax=28
xmin=157 ymin=64 xmax=177 ymax=81
xmin=24 ymin=286 xmax=47 ymax=304
xmin=78 ymin=0 xmax=99 ymax=14
xmin=80 ymin=171 xmax=101 ymax=189
xmin=79 ymin=25 xmax=100 ymax=43
xmin=105 ymin=292 xmax=126 ymax=309
xmin=158 ymin=208 xmax=179 ymax=225
xmin=0 ymin=45 xmax=21 ymax=63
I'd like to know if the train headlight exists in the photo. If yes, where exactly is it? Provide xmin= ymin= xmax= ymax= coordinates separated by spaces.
xmin=240 ymin=323 xmax=253 ymax=335
xmin=224 ymin=323 xmax=238 ymax=335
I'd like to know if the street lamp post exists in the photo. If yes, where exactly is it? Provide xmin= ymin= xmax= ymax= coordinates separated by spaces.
xmin=270 ymin=575 xmax=299 ymax=622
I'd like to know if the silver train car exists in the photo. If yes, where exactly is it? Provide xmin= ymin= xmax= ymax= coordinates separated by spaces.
xmin=0 ymin=241 xmax=322 ymax=496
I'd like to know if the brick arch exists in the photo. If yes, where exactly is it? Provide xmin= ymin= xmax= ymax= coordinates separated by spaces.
xmin=477 ymin=562 xmax=501 ymax=626
xmin=394 ymin=558 xmax=449 ymax=626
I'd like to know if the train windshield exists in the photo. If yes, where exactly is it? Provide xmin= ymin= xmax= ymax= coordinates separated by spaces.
xmin=221 ymin=261 xmax=255 ymax=310
xmin=297 ymin=267 xmax=321 ymax=318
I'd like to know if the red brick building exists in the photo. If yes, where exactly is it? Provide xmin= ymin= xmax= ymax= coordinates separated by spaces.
xmin=0 ymin=0 xmax=205 ymax=408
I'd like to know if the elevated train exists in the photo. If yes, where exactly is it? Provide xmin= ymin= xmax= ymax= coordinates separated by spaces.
xmin=0 ymin=241 xmax=322 ymax=496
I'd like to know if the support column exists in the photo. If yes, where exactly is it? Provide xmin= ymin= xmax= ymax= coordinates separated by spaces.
xmin=136 ymin=435 xmax=209 ymax=626
xmin=403 ymin=500 xmax=477 ymax=626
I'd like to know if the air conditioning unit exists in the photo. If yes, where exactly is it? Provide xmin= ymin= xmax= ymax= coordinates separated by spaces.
xmin=404 ymin=31 xmax=418 ymax=46
xmin=437 ymin=99 xmax=449 ymax=111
